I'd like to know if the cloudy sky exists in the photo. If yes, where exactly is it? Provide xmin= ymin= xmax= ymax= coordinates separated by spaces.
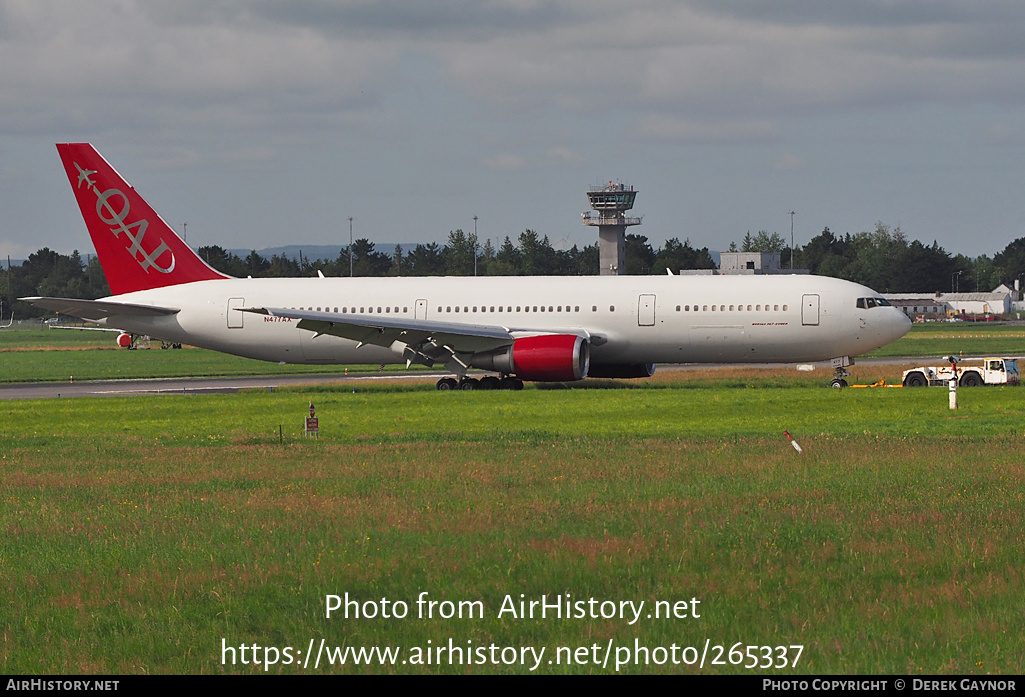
xmin=1 ymin=0 xmax=1023 ymax=261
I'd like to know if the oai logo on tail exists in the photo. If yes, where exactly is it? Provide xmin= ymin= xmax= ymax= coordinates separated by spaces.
xmin=73 ymin=162 xmax=175 ymax=274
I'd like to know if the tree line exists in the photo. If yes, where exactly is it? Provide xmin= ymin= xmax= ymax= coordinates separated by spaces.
xmin=4 ymin=224 xmax=1023 ymax=319
xmin=736 ymin=223 xmax=1017 ymax=294
xmin=194 ymin=229 xmax=716 ymax=279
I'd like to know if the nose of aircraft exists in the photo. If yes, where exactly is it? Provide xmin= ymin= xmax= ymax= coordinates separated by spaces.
xmin=890 ymin=310 xmax=913 ymax=343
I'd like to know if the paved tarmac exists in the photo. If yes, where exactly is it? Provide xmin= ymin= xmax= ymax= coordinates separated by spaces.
xmin=0 ymin=371 xmax=449 ymax=400
xmin=0 ymin=358 xmax=943 ymax=401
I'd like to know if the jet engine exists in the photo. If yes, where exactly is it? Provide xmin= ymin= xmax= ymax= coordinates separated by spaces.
xmin=470 ymin=334 xmax=589 ymax=382
xmin=116 ymin=332 xmax=133 ymax=348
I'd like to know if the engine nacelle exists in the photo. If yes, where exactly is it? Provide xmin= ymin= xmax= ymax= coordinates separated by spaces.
xmin=587 ymin=363 xmax=656 ymax=379
xmin=116 ymin=332 xmax=133 ymax=348
xmin=471 ymin=334 xmax=589 ymax=382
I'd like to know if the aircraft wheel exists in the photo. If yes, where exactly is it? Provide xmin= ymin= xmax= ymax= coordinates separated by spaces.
xmin=903 ymin=372 xmax=927 ymax=387
xmin=436 ymin=378 xmax=458 ymax=391
xmin=459 ymin=378 xmax=479 ymax=390
xmin=501 ymin=377 xmax=524 ymax=391
xmin=960 ymin=372 xmax=982 ymax=387
xmin=478 ymin=376 xmax=501 ymax=390
xmin=829 ymin=378 xmax=848 ymax=389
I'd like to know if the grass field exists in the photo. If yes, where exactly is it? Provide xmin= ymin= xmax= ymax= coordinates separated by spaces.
xmin=863 ymin=322 xmax=1025 ymax=359
xmin=2 ymin=375 xmax=1023 ymax=674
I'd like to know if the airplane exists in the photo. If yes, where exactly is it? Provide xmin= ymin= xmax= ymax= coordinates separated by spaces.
xmin=24 ymin=143 xmax=911 ymax=390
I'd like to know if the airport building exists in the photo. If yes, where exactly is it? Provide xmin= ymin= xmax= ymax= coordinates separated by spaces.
xmin=679 ymin=252 xmax=809 ymax=276
xmin=883 ymin=290 xmax=1013 ymax=319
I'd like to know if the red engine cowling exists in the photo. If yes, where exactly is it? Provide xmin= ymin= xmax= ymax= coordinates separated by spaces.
xmin=116 ymin=332 xmax=133 ymax=348
xmin=470 ymin=334 xmax=590 ymax=382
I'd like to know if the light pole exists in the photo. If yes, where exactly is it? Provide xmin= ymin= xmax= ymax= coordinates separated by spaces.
xmin=788 ymin=210 xmax=795 ymax=269
xmin=473 ymin=215 xmax=479 ymax=276
xmin=348 ymin=216 xmax=353 ymax=277
xmin=953 ymin=270 xmax=962 ymax=293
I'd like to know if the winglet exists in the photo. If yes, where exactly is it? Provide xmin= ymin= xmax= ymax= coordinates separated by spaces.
xmin=56 ymin=144 xmax=229 ymax=295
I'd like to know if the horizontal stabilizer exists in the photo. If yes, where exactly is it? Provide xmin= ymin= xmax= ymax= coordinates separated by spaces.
xmin=21 ymin=297 xmax=180 ymax=321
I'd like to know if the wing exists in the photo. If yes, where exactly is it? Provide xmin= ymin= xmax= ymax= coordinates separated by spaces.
xmin=21 ymin=297 xmax=181 ymax=321
xmin=242 ymin=306 xmax=586 ymax=374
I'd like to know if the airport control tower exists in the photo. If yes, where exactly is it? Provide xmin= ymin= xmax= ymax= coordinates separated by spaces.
xmin=582 ymin=181 xmax=641 ymax=275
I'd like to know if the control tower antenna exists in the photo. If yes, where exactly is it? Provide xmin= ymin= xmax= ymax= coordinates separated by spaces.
xmin=582 ymin=180 xmax=641 ymax=275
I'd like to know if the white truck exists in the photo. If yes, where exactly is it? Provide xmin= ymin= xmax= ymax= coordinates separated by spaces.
xmin=902 ymin=357 xmax=1020 ymax=387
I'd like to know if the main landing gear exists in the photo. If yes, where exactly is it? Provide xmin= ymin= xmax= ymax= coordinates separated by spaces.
xmin=436 ymin=375 xmax=524 ymax=391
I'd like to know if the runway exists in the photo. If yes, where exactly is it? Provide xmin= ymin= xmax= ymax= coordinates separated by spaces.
xmin=0 ymin=371 xmax=449 ymax=401
xmin=0 ymin=358 xmax=928 ymax=401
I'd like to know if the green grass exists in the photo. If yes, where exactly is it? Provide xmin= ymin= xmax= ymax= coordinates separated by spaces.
xmin=863 ymin=323 xmax=1025 ymax=359
xmin=2 ymin=384 xmax=1024 ymax=674
xmin=0 ymin=329 xmax=395 ymax=383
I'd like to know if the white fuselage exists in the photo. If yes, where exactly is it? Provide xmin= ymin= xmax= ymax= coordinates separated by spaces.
xmin=95 ymin=274 xmax=911 ymax=370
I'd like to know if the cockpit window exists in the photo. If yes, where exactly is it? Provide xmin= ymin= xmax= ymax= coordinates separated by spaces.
xmin=856 ymin=297 xmax=891 ymax=309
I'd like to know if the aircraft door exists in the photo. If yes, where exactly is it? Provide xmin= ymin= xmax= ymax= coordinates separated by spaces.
xmin=415 ymin=299 xmax=428 ymax=320
xmin=227 ymin=297 xmax=245 ymax=329
xmin=638 ymin=294 xmax=656 ymax=326
xmin=802 ymin=294 xmax=820 ymax=326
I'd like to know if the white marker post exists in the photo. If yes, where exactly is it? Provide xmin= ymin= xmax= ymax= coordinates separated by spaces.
xmin=783 ymin=430 xmax=803 ymax=453
xmin=946 ymin=356 xmax=959 ymax=410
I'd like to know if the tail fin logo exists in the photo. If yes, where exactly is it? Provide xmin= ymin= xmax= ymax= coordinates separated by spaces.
xmin=73 ymin=161 xmax=176 ymax=275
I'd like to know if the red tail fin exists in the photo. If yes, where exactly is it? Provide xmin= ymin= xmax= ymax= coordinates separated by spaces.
xmin=56 ymin=143 xmax=229 ymax=295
